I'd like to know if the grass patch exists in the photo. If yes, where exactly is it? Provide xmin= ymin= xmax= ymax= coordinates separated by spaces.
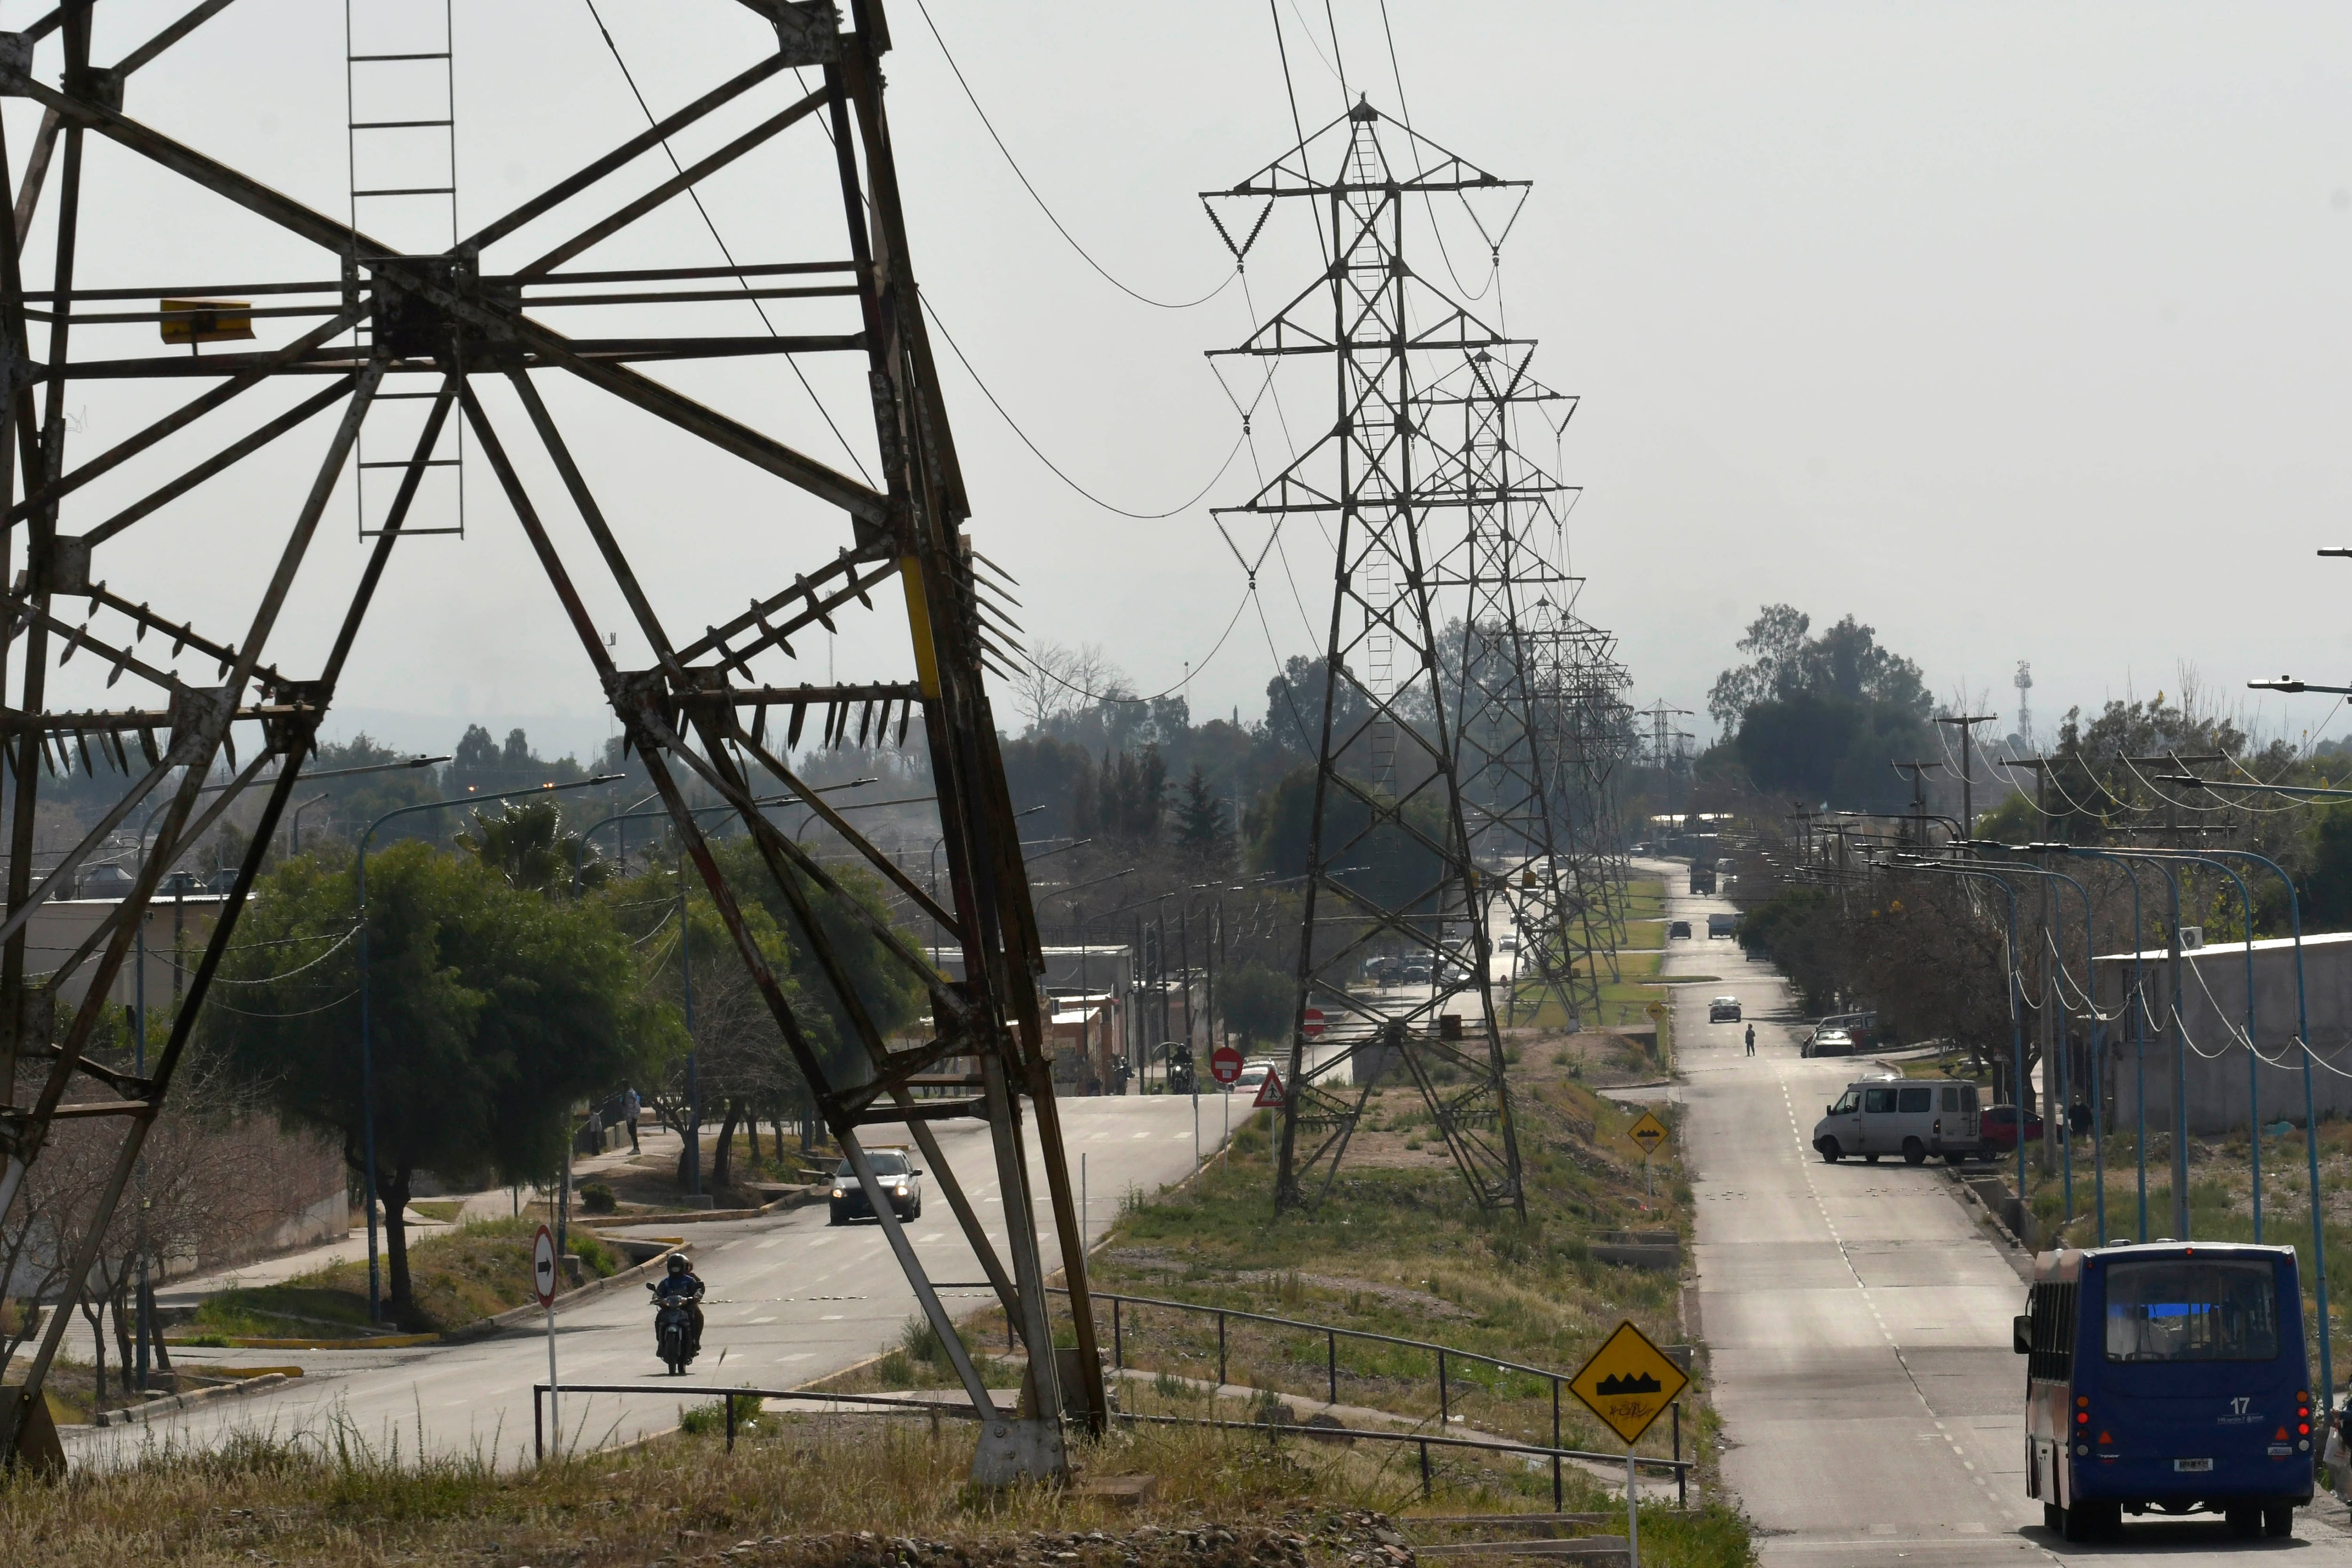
xmin=1618 ymin=919 xmax=1666 ymax=951
xmin=407 ymin=1199 xmax=465 ymax=1224
xmin=1041 ymin=1048 xmax=1711 ymax=1474
xmin=186 ymin=1218 xmax=619 ymax=1339
xmin=0 ymin=1401 xmax=1750 ymax=1568
xmin=810 ymin=1313 xmax=1030 ymax=1396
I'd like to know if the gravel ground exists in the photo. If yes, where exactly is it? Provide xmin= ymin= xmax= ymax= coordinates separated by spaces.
xmin=635 ymin=1511 xmax=1413 ymax=1568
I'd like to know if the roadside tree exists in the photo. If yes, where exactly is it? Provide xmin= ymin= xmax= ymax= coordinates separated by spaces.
xmin=203 ymin=845 xmax=670 ymax=1322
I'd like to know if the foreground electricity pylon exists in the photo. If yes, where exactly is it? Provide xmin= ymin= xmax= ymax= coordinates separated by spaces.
xmin=0 ymin=1 xmax=1097 ymax=1480
xmin=1208 ymin=99 xmax=1524 ymax=1215
xmin=1416 ymin=348 xmax=1608 ymax=1033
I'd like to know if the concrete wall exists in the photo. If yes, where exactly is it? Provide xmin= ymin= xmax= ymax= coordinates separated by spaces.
xmin=2093 ymin=931 xmax=2352 ymax=1135
xmin=29 ymin=896 xmax=225 ymax=1012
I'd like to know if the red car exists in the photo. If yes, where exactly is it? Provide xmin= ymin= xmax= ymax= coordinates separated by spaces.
xmin=1977 ymin=1104 xmax=2043 ymax=1151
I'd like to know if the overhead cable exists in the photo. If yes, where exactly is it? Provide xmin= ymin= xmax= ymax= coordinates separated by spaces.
xmin=907 ymin=0 xmax=1237 ymax=311
xmin=580 ymin=0 xmax=874 ymax=486
xmin=920 ymin=294 xmax=1247 ymax=519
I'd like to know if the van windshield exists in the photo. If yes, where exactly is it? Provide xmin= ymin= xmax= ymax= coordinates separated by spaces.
xmin=2105 ymin=1259 xmax=2279 ymax=1363
xmin=1830 ymin=1089 xmax=1860 ymax=1115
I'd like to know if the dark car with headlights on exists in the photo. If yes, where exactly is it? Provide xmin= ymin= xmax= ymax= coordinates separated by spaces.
xmin=827 ymin=1148 xmax=924 ymax=1225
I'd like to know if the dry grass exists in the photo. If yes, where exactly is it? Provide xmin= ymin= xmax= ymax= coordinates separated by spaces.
xmin=998 ymin=1035 xmax=1705 ymax=1467
xmin=187 ymin=1219 xmax=619 ymax=1339
xmin=2 ymin=1397 xmax=1753 ymax=1568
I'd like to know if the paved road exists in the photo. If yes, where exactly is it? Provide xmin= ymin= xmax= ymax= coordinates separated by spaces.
xmin=70 ymin=1093 xmax=1214 ymax=1469
xmin=1655 ymin=862 xmax=2352 ymax=1566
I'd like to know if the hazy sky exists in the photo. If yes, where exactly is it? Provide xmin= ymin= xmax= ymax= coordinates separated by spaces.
xmin=17 ymin=3 xmax=2352 ymax=764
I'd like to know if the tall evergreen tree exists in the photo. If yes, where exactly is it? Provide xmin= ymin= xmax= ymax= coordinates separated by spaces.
xmin=1174 ymin=763 xmax=1232 ymax=868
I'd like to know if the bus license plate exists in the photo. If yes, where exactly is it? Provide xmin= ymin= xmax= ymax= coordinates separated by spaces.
xmin=2174 ymin=1458 xmax=2214 ymax=1473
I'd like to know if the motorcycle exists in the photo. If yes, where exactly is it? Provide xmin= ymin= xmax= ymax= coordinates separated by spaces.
xmin=1165 ymin=1044 xmax=1196 ymax=1096
xmin=646 ymin=1281 xmax=698 ymax=1374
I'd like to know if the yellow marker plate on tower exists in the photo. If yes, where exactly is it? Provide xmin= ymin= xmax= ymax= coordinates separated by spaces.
xmin=1626 ymin=1109 xmax=1669 ymax=1160
xmin=1569 ymin=1318 xmax=1689 ymax=1446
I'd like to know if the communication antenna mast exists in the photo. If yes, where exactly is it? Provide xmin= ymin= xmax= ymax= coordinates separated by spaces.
xmin=2015 ymin=660 xmax=2034 ymax=744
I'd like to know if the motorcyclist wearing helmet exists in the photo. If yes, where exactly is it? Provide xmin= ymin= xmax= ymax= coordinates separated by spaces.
xmin=655 ymin=1252 xmax=706 ymax=1354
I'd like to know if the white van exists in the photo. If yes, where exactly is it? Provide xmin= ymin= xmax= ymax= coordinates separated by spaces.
xmin=1812 ymin=1078 xmax=1981 ymax=1165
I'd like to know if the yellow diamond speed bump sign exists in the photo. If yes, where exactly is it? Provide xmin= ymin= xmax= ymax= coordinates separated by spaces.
xmin=1569 ymin=1318 xmax=1689 ymax=1446
xmin=1645 ymin=1001 xmax=1666 ymax=1022
xmin=1626 ymin=1109 xmax=1669 ymax=1160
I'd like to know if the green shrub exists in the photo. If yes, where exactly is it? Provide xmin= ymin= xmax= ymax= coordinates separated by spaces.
xmin=898 ymin=1313 xmax=949 ymax=1367
xmin=677 ymin=1394 xmax=760 ymax=1436
xmin=579 ymin=1182 xmax=617 ymax=1214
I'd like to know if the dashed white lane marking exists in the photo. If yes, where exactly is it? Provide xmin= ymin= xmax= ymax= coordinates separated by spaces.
xmin=1768 ymin=1002 xmax=2044 ymax=1544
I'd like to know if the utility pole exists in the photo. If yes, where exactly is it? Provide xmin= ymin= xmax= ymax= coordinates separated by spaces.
xmin=1891 ymin=760 xmax=1941 ymax=850
xmin=1935 ymin=714 xmax=2001 ymax=835
xmin=2000 ymin=757 xmax=2063 ymax=1164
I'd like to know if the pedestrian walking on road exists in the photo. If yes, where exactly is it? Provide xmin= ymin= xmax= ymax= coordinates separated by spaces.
xmin=1744 ymin=1024 xmax=1756 ymax=1057
xmin=623 ymin=1086 xmax=642 ymax=1153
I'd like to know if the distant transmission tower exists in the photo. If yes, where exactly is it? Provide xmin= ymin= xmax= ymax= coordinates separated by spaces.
xmin=2015 ymin=660 xmax=2034 ymax=744
xmin=1418 ymin=349 xmax=1609 ymax=1033
xmin=1209 ymin=98 xmax=1526 ymax=1216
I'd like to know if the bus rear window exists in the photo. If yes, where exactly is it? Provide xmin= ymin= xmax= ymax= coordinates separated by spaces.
xmin=2105 ymin=1259 xmax=2279 ymax=1363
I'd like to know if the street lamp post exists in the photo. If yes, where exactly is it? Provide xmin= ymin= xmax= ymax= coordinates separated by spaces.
xmin=355 ymin=773 xmax=619 ymax=1322
xmin=1888 ymin=858 xmax=2027 ymax=1194
xmin=1986 ymin=849 xmax=2102 ymax=1235
xmin=571 ymin=792 xmax=795 ymax=1200
xmin=120 ymin=750 xmax=445 ymax=1358
xmin=2091 ymin=841 xmax=2329 ymax=1404
xmin=289 ymin=792 xmax=332 ymax=856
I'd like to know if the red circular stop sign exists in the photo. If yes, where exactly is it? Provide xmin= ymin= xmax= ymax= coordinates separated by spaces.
xmin=1209 ymin=1044 xmax=1244 ymax=1085
xmin=1302 ymin=1007 xmax=1326 ymax=1038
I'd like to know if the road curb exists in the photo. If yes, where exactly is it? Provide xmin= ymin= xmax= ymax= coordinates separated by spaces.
xmin=601 ymin=1188 xmax=827 ymax=1226
xmin=1942 ymin=1163 xmax=2027 ymax=1250
xmin=447 ymin=1243 xmax=687 ymax=1341
xmin=90 ymin=1370 xmax=295 ymax=1426
xmin=164 ymin=1331 xmax=438 ymax=1351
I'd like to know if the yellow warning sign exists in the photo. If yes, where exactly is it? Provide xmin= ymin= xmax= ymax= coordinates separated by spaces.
xmin=1645 ymin=1001 xmax=1666 ymax=1022
xmin=1626 ymin=1109 xmax=1669 ymax=1160
xmin=159 ymin=298 xmax=254 ymax=345
xmin=1568 ymin=1318 xmax=1689 ymax=1446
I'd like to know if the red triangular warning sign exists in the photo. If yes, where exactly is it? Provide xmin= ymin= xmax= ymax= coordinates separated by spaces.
xmin=1253 ymin=1065 xmax=1286 ymax=1108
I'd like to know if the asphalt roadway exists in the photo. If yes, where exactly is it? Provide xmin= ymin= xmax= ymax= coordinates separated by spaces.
xmin=1657 ymin=863 xmax=2352 ymax=1565
xmin=67 ymin=1091 xmax=1217 ymax=1470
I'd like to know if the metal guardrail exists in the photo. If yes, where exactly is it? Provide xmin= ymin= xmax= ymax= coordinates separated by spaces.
xmin=528 ymin=1381 xmax=1694 ymax=1505
xmin=531 ymin=1382 xmax=980 ymax=1461
xmin=1048 ymin=1286 xmax=1692 ymax=1509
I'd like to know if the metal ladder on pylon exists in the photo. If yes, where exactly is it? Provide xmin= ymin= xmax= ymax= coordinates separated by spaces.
xmin=345 ymin=0 xmax=466 ymax=538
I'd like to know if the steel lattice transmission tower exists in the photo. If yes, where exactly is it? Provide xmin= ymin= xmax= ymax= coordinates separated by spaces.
xmin=0 ymin=0 xmax=1097 ymax=1480
xmin=1208 ymin=98 xmax=1526 ymax=1216
xmin=1415 ymin=347 xmax=1605 ymax=1032
xmin=1527 ymin=603 xmax=1637 ymax=990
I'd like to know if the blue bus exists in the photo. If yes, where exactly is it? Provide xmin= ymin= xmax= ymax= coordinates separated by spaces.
xmin=2019 ymin=1242 xmax=2313 ymax=1541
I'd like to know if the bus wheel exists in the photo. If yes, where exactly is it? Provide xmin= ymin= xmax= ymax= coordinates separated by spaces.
xmin=2225 ymin=1506 xmax=2262 ymax=1537
xmin=2042 ymin=1503 xmax=2063 ymax=1536
xmin=1902 ymin=1138 xmax=1927 ymax=1166
xmin=2264 ymin=1505 xmax=2294 ymax=1538
xmin=2066 ymin=1501 xmax=2119 ymax=1541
